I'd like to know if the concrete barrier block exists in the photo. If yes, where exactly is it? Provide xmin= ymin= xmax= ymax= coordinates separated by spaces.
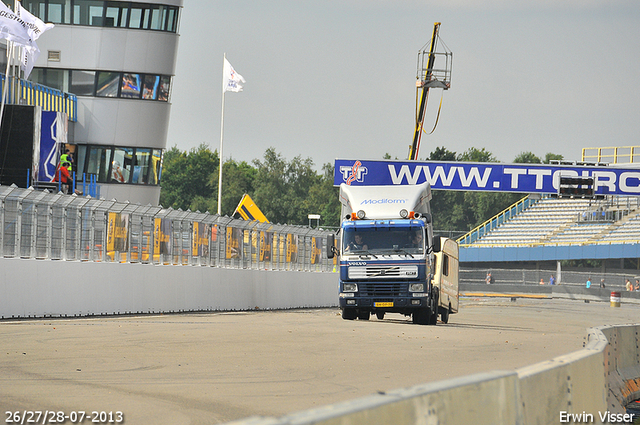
xmin=518 ymin=350 xmax=607 ymax=424
xmin=229 ymin=371 xmax=522 ymax=425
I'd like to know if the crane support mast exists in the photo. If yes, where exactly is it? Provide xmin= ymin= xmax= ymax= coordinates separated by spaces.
xmin=409 ymin=22 xmax=452 ymax=161
xmin=410 ymin=23 xmax=440 ymax=161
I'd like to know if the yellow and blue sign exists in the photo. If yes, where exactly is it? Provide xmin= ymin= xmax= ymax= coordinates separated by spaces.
xmin=233 ymin=194 xmax=269 ymax=223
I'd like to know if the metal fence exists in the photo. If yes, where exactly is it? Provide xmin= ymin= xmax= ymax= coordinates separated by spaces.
xmin=461 ymin=267 xmax=635 ymax=289
xmin=1 ymin=74 xmax=78 ymax=122
xmin=0 ymin=184 xmax=335 ymax=272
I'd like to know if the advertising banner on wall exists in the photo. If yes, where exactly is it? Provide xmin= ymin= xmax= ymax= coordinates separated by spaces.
xmin=334 ymin=159 xmax=640 ymax=196
xmin=34 ymin=111 xmax=67 ymax=183
xmin=226 ymin=227 xmax=242 ymax=259
xmin=286 ymin=234 xmax=298 ymax=263
xmin=192 ymin=222 xmax=209 ymax=257
xmin=154 ymin=218 xmax=172 ymax=257
xmin=311 ymin=237 xmax=322 ymax=265
xmin=259 ymin=231 xmax=273 ymax=262
xmin=107 ymin=212 xmax=129 ymax=253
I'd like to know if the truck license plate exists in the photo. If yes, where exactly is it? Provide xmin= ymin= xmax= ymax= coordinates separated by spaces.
xmin=374 ymin=302 xmax=393 ymax=307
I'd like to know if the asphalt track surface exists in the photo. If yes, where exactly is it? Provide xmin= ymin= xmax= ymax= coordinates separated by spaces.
xmin=2 ymin=298 xmax=639 ymax=424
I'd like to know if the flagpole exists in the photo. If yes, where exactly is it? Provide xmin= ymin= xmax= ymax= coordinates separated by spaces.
xmin=217 ymin=53 xmax=226 ymax=216
xmin=0 ymin=41 xmax=14 ymax=136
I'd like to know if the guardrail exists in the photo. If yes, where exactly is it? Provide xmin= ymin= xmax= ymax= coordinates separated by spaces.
xmin=0 ymin=184 xmax=334 ymax=272
xmin=1 ymin=74 xmax=77 ymax=122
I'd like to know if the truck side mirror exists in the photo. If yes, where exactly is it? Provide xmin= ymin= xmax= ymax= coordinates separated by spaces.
xmin=327 ymin=234 xmax=336 ymax=258
xmin=432 ymin=235 xmax=441 ymax=253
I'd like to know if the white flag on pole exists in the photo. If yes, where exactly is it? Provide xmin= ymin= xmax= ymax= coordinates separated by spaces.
xmin=0 ymin=1 xmax=33 ymax=46
xmin=19 ymin=43 xmax=39 ymax=78
xmin=222 ymin=57 xmax=245 ymax=93
xmin=15 ymin=1 xmax=54 ymax=78
xmin=15 ymin=1 xmax=54 ymax=42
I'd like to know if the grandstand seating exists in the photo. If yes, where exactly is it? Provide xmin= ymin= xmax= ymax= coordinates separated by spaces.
xmin=463 ymin=196 xmax=640 ymax=247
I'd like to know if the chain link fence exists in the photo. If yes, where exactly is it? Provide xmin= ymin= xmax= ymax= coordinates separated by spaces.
xmin=0 ymin=184 xmax=335 ymax=272
xmin=461 ymin=267 xmax=635 ymax=289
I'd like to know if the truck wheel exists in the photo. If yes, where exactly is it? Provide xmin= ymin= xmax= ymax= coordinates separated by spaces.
xmin=441 ymin=303 xmax=450 ymax=324
xmin=342 ymin=308 xmax=357 ymax=320
xmin=429 ymin=290 xmax=439 ymax=325
xmin=376 ymin=311 xmax=385 ymax=320
xmin=358 ymin=310 xmax=370 ymax=320
xmin=412 ymin=309 xmax=429 ymax=325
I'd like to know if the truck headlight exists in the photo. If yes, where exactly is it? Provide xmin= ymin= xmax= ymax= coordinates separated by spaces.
xmin=343 ymin=283 xmax=358 ymax=292
xmin=409 ymin=283 xmax=424 ymax=292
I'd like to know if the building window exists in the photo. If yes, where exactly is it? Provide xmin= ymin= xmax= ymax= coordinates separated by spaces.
xmin=111 ymin=147 xmax=133 ymax=183
xmin=121 ymin=73 xmax=141 ymax=99
xmin=47 ymin=0 xmax=71 ymax=24
xmin=149 ymin=5 xmax=162 ymax=30
xmin=133 ymin=149 xmax=151 ymax=184
xmin=39 ymin=68 xmax=65 ymax=90
xmin=86 ymin=146 xmax=112 ymax=183
xmin=105 ymin=1 xmax=126 ymax=27
xmin=96 ymin=71 xmax=120 ymax=97
xmin=128 ymin=4 xmax=145 ymax=29
xmin=151 ymin=149 xmax=162 ymax=184
xmin=22 ymin=1 xmax=46 ymax=20
xmin=70 ymin=70 xmax=95 ymax=95
xmin=142 ymin=75 xmax=159 ymax=100
xmin=166 ymin=7 xmax=177 ymax=32
xmin=33 ymin=68 xmax=171 ymax=102
xmin=22 ymin=0 xmax=179 ymax=33
xmin=77 ymin=145 xmax=163 ymax=185
xmin=158 ymin=76 xmax=170 ymax=101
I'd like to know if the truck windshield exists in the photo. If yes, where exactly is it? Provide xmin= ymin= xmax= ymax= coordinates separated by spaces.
xmin=342 ymin=227 xmax=425 ymax=255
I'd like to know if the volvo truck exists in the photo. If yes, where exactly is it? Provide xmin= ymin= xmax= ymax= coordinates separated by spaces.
xmin=327 ymin=182 xmax=458 ymax=325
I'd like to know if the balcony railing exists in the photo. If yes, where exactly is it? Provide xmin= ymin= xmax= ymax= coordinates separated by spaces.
xmin=0 ymin=74 xmax=77 ymax=122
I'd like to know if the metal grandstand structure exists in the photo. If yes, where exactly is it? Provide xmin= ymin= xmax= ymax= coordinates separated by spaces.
xmin=458 ymin=145 xmax=640 ymax=263
xmin=458 ymin=194 xmax=640 ymax=263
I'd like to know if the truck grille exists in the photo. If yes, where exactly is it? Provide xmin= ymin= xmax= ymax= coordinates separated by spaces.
xmin=358 ymin=282 xmax=406 ymax=297
xmin=348 ymin=265 xmax=418 ymax=279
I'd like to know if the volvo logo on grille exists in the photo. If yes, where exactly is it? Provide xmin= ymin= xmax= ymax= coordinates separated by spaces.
xmin=348 ymin=262 xmax=367 ymax=266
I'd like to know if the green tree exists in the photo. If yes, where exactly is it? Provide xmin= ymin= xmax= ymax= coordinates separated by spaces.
xmin=457 ymin=147 xmax=497 ymax=163
xmin=217 ymin=159 xmax=257 ymax=216
xmin=159 ymin=144 xmax=219 ymax=210
xmin=304 ymin=163 xmax=341 ymax=228
xmin=459 ymin=146 xmax=522 ymax=229
xmin=544 ymin=153 xmax=564 ymax=164
xmin=514 ymin=151 xmax=542 ymax=164
xmin=429 ymin=146 xmax=457 ymax=161
xmin=252 ymin=148 xmax=320 ymax=225
xmin=428 ymin=147 xmax=466 ymax=231
xmin=428 ymin=146 xmax=521 ymax=232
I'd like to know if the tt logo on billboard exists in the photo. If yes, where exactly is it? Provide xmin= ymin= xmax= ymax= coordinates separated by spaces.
xmin=340 ymin=161 xmax=368 ymax=185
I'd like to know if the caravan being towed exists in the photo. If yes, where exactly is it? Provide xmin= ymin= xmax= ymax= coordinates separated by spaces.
xmin=328 ymin=182 xmax=459 ymax=325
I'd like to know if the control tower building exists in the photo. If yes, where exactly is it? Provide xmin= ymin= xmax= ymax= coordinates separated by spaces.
xmin=23 ymin=0 xmax=183 ymax=205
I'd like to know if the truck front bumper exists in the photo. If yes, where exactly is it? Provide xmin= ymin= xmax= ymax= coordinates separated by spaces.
xmin=339 ymin=294 xmax=426 ymax=311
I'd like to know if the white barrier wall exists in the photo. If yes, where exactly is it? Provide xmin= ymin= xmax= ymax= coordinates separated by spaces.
xmin=0 ymin=258 xmax=337 ymax=318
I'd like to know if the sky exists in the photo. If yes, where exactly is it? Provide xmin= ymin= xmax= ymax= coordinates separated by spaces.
xmin=166 ymin=0 xmax=640 ymax=169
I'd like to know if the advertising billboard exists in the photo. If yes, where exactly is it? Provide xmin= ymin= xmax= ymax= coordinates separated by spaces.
xmin=334 ymin=159 xmax=640 ymax=196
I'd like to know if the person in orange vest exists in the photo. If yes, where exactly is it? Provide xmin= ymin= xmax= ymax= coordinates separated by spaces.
xmin=53 ymin=162 xmax=72 ymax=194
